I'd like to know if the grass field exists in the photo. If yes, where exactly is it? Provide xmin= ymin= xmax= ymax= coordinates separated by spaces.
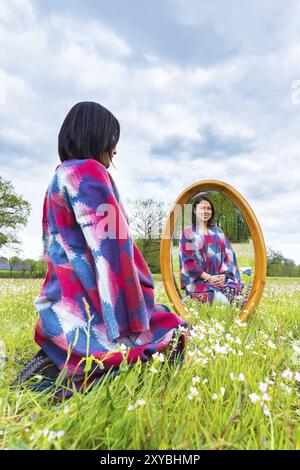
xmin=0 ymin=274 xmax=299 ymax=450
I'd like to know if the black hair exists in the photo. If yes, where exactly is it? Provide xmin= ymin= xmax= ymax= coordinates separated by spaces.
xmin=58 ymin=101 xmax=120 ymax=163
xmin=191 ymin=194 xmax=215 ymax=229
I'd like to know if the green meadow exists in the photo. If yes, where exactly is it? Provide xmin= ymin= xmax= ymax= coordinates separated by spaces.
xmin=0 ymin=242 xmax=299 ymax=449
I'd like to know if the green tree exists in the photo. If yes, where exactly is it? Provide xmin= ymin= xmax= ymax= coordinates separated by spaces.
xmin=34 ymin=257 xmax=47 ymax=276
xmin=126 ymin=199 xmax=167 ymax=274
xmin=9 ymin=256 xmax=22 ymax=272
xmin=0 ymin=176 xmax=31 ymax=252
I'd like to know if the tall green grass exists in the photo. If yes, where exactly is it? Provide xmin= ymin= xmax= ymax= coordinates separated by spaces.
xmin=0 ymin=274 xmax=299 ymax=450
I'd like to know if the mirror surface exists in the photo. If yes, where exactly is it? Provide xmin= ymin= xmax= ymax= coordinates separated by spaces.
xmin=170 ymin=190 xmax=255 ymax=312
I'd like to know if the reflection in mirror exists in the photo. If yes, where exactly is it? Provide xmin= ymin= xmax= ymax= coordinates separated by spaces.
xmin=171 ymin=191 xmax=254 ymax=313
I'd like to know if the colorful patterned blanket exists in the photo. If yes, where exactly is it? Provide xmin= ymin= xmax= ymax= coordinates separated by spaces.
xmin=179 ymin=225 xmax=242 ymax=303
xmin=34 ymin=158 xmax=187 ymax=396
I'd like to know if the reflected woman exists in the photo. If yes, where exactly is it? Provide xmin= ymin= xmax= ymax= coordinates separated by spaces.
xmin=179 ymin=195 xmax=242 ymax=305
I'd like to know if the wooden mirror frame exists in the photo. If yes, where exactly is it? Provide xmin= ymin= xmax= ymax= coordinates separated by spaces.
xmin=160 ymin=180 xmax=267 ymax=322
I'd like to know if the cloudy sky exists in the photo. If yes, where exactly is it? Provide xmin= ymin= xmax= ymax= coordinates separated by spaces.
xmin=0 ymin=0 xmax=300 ymax=263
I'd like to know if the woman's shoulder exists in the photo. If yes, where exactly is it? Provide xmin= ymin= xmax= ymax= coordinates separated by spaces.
xmin=210 ymin=225 xmax=224 ymax=234
xmin=55 ymin=158 xmax=110 ymax=187
xmin=181 ymin=226 xmax=195 ymax=239
xmin=56 ymin=158 xmax=107 ymax=174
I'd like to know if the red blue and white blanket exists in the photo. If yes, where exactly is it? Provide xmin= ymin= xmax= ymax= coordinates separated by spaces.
xmin=34 ymin=158 xmax=187 ymax=396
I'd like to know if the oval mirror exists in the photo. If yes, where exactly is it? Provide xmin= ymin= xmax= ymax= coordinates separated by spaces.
xmin=160 ymin=181 xmax=267 ymax=322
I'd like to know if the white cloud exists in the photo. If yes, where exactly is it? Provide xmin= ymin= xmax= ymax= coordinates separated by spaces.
xmin=0 ymin=0 xmax=299 ymax=264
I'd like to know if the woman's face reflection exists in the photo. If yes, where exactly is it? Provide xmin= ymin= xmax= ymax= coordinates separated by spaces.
xmin=194 ymin=200 xmax=213 ymax=224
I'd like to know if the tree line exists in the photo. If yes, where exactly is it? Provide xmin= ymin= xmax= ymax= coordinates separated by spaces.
xmin=0 ymin=174 xmax=299 ymax=278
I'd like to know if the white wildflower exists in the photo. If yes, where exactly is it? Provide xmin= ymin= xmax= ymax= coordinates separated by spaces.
xmin=249 ymin=393 xmax=261 ymax=403
xmin=238 ymin=373 xmax=245 ymax=382
xmin=259 ymin=382 xmax=268 ymax=393
xmin=261 ymin=393 xmax=271 ymax=402
xmin=267 ymin=341 xmax=277 ymax=350
xmin=188 ymin=386 xmax=200 ymax=401
xmin=280 ymin=383 xmax=292 ymax=394
xmin=281 ymin=369 xmax=293 ymax=380
xmin=34 ymin=374 xmax=44 ymax=381
xmin=118 ymin=343 xmax=128 ymax=356
xmin=136 ymin=399 xmax=146 ymax=407
xmin=192 ymin=376 xmax=200 ymax=385
xmin=234 ymin=319 xmax=247 ymax=327
xmin=152 ymin=352 xmax=165 ymax=363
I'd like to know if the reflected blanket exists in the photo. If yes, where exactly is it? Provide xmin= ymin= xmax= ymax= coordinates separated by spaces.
xmin=179 ymin=225 xmax=242 ymax=303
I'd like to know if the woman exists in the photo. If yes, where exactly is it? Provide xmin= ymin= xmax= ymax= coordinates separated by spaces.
xmin=179 ymin=195 xmax=242 ymax=305
xmin=16 ymin=101 xmax=187 ymax=398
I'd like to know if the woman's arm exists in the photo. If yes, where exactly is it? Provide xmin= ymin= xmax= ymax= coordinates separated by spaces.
xmin=179 ymin=229 xmax=206 ymax=288
xmin=220 ymin=231 xmax=241 ymax=281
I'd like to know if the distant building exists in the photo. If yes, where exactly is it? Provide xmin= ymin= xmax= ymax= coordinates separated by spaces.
xmin=0 ymin=263 xmax=9 ymax=270
xmin=0 ymin=263 xmax=31 ymax=271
